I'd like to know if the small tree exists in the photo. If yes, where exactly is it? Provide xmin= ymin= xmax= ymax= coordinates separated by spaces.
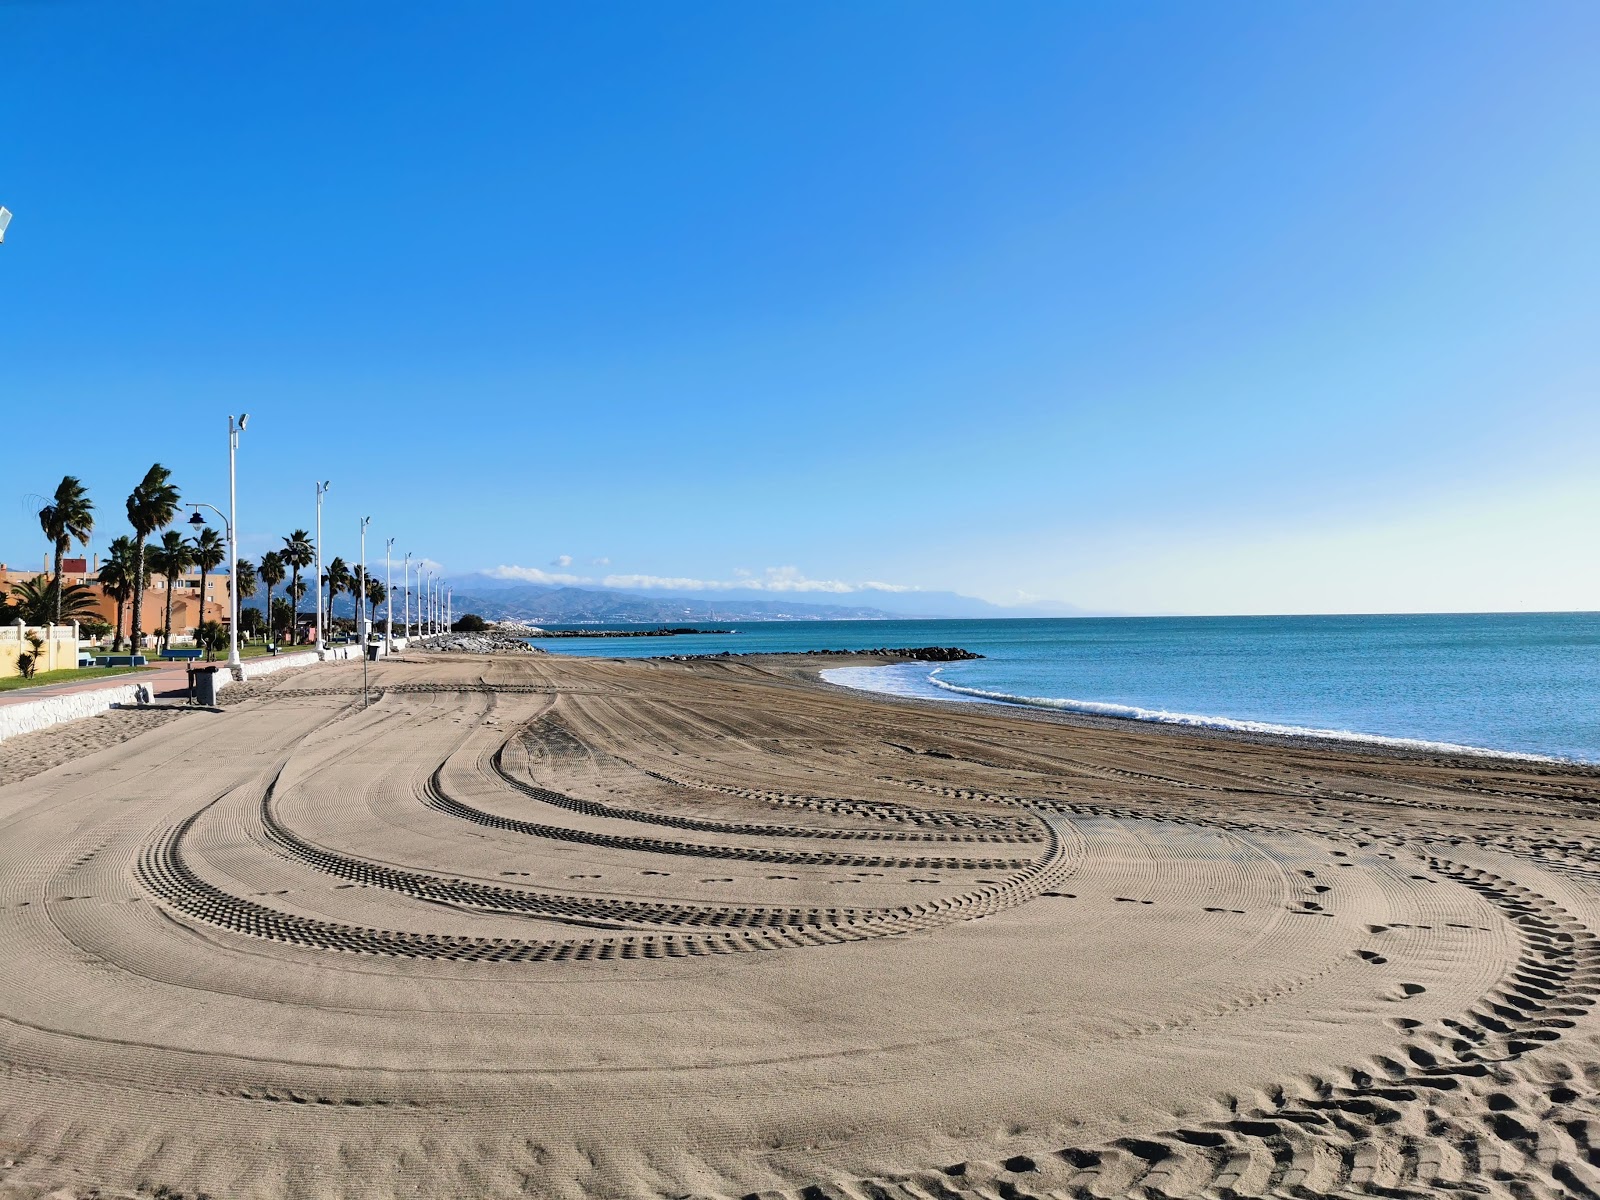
xmin=197 ymin=620 xmax=227 ymax=660
xmin=451 ymin=613 xmax=488 ymax=633
xmin=239 ymin=606 xmax=264 ymax=637
xmin=270 ymin=597 xmax=294 ymax=642
xmin=17 ymin=631 xmax=45 ymax=679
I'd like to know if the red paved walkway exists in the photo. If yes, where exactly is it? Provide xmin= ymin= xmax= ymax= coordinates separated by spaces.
xmin=0 ymin=660 xmax=200 ymax=708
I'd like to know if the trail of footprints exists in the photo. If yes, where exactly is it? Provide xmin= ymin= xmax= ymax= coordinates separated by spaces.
xmin=748 ymin=861 xmax=1600 ymax=1200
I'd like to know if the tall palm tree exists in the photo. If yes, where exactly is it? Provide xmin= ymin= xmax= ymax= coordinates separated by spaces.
xmin=190 ymin=526 xmax=226 ymax=632
xmin=37 ymin=476 xmax=95 ymax=626
xmin=366 ymin=578 xmax=388 ymax=628
xmin=322 ymin=556 xmax=350 ymax=638
xmin=234 ymin=559 xmax=258 ymax=643
xmin=280 ymin=530 xmax=314 ymax=644
xmin=287 ymin=578 xmax=307 ymax=641
xmin=258 ymin=551 xmax=286 ymax=643
xmin=98 ymin=536 xmax=139 ymax=651
xmin=149 ymin=529 xmax=195 ymax=650
xmin=126 ymin=464 xmax=180 ymax=654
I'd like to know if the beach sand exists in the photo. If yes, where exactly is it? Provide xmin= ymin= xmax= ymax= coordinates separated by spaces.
xmin=0 ymin=649 xmax=1597 ymax=1199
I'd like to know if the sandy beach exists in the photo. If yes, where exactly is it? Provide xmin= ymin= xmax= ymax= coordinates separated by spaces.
xmin=1 ymin=648 xmax=1597 ymax=1200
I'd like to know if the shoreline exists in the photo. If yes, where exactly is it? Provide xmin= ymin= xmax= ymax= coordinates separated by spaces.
xmin=793 ymin=652 xmax=1600 ymax=772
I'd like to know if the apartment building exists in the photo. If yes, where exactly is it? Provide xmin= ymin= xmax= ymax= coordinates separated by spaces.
xmin=0 ymin=555 xmax=233 ymax=643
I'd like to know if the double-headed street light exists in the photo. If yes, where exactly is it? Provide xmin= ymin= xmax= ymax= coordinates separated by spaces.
xmin=187 ymin=502 xmax=233 ymax=665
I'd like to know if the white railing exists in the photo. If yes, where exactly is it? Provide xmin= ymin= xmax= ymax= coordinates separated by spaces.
xmin=0 ymin=623 xmax=77 ymax=642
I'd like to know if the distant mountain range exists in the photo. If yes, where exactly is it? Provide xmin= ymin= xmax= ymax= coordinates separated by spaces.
xmin=440 ymin=576 xmax=1104 ymax=624
xmin=242 ymin=575 xmax=1104 ymax=624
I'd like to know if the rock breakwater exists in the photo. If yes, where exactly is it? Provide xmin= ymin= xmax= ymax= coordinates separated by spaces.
xmin=653 ymin=646 xmax=981 ymax=663
xmin=417 ymin=633 xmax=546 ymax=655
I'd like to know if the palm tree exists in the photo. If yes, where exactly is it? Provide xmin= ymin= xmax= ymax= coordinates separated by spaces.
xmin=258 ymin=551 xmax=286 ymax=643
xmin=287 ymin=578 xmax=307 ymax=642
xmin=322 ymin=557 xmax=350 ymax=639
xmin=98 ymin=536 xmax=139 ymax=650
xmin=126 ymin=464 xmax=180 ymax=654
xmin=235 ymin=559 xmax=258 ymax=645
xmin=270 ymin=597 xmax=295 ymax=641
xmin=280 ymin=530 xmax=314 ymax=644
xmin=366 ymin=578 xmax=387 ymax=627
xmin=6 ymin=576 xmax=101 ymax=624
xmin=37 ymin=476 xmax=94 ymax=626
xmin=149 ymin=529 xmax=195 ymax=650
xmin=190 ymin=526 xmax=226 ymax=632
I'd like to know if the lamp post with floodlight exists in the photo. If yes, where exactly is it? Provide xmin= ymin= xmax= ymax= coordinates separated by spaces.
xmin=315 ymin=481 xmax=331 ymax=652
xmin=210 ymin=414 xmax=249 ymax=668
xmin=384 ymin=537 xmax=394 ymax=651
xmin=359 ymin=517 xmax=371 ymax=706
xmin=403 ymin=552 xmax=412 ymax=639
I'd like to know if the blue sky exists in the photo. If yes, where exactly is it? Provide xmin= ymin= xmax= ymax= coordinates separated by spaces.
xmin=3 ymin=2 xmax=1596 ymax=614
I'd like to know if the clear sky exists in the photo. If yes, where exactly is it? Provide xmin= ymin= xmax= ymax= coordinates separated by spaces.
xmin=3 ymin=2 xmax=1596 ymax=615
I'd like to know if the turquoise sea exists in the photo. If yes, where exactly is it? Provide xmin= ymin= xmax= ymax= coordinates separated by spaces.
xmin=526 ymin=613 xmax=1600 ymax=764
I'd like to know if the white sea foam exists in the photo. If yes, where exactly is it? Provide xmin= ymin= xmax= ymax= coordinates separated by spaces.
xmin=822 ymin=664 xmax=1568 ymax=764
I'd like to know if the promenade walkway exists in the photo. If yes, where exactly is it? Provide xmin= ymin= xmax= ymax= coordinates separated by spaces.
xmin=0 ymin=660 xmax=191 ymax=710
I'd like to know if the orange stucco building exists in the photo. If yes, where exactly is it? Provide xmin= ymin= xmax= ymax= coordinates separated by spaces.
xmin=0 ymin=555 xmax=233 ymax=644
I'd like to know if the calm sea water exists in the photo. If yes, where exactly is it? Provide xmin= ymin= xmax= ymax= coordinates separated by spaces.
xmin=526 ymin=614 xmax=1600 ymax=763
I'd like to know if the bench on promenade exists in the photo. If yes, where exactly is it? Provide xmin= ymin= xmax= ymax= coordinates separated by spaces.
xmin=94 ymin=655 xmax=148 ymax=667
xmin=159 ymin=649 xmax=204 ymax=661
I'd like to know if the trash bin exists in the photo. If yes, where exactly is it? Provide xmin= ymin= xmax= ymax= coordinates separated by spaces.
xmin=195 ymin=665 xmax=223 ymax=706
xmin=365 ymin=643 xmax=380 ymax=661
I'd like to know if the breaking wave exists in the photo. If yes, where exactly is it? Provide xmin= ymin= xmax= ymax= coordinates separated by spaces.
xmin=822 ymin=663 xmax=1567 ymax=764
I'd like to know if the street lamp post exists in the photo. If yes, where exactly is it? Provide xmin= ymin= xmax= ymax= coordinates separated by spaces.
xmin=384 ymin=537 xmax=394 ymax=651
xmin=315 ymin=481 xmax=331 ymax=653
xmin=403 ymin=552 xmax=412 ymax=640
xmin=226 ymin=414 xmax=247 ymax=669
xmin=359 ymin=516 xmax=371 ymax=707
xmin=187 ymin=502 xmax=232 ymax=664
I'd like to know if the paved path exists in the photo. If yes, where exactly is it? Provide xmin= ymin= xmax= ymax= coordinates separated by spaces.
xmin=0 ymin=660 xmax=198 ymax=708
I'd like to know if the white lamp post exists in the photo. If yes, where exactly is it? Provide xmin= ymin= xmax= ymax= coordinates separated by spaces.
xmin=384 ymin=536 xmax=394 ymax=651
xmin=187 ymin=502 xmax=232 ymax=663
xmin=315 ymin=480 xmax=330 ymax=652
xmin=403 ymin=552 xmax=412 ymax=639
xmin=226 ymin=414 xmax=247 ymax=668
xmin=358 ymin=516 xmax=371 ymax=707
